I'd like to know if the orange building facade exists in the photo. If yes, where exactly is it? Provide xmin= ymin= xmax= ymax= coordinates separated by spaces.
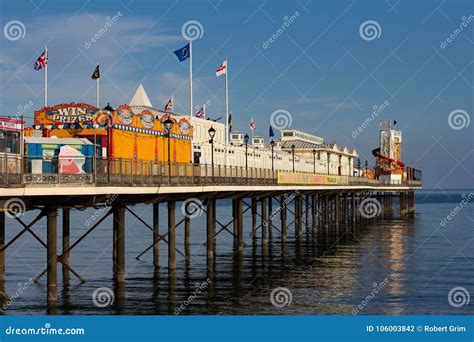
xmin=28 ymin=102 xmax=193 ymax=164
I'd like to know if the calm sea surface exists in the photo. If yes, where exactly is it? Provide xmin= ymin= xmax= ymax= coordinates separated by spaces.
xmin=2 ymin=190 xmax=473 ymax=315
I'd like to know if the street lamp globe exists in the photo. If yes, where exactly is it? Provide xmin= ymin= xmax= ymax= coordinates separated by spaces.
xmin=208 ymin=126 xmax=216 ymax=139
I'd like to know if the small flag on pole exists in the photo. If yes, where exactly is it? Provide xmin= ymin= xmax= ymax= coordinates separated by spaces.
xmin=34 ymin=50 xmax=48 ymax=70
xmin=250 ymin=118 xmax=255 ymax=130
xmin=164 ymin=96 xmax=173 ymax=112
xmin=269 ymin=125 xmax=274 ymax=137
xmin=174 ymin=43 xmax=191 ymax=62
xmin=228 ymin=113 xmax=233 ymax=133
xmin=195 ymin=104 xmax=205 ymax=118
xmin=91 ymin=65 xmax=100 ymax=79
xmin=215 ymin=60 xmax=227 ymax=77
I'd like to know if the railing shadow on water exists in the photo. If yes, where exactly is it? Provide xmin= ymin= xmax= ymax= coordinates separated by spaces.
xmin=0 ymin=155 xmax=422 ymax=188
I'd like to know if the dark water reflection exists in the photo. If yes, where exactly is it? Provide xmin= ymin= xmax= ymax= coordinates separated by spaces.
xmin=2 ymin=190 xmax=473 ymax=315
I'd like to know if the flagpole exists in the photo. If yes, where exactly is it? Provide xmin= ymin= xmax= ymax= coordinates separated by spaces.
xmin=96 ymin=75 xmax=100 ymax=108
xmin=225 ymin=59 xmax=229 ymax=145
xmin=44 ymin=45 xmax=48 ymax=107
xmin=189 ymin=40 xmax=193 ymax=116
xmin=224 ymin=58 xmax=229 ymax=166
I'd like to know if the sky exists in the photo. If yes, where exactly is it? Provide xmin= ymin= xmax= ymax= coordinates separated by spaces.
xmin=0 ymin=0 xmax=472 ymax=189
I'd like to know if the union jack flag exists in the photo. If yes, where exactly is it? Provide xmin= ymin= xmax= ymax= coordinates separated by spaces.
xmin=34 ymin=50 xmax=47 ymax=70
xmin=195 ymin=105 xmax=205 ymax=118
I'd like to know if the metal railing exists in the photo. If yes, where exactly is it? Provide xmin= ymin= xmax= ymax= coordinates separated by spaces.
xmin=0 ymin=155 xmax=422 ymax=188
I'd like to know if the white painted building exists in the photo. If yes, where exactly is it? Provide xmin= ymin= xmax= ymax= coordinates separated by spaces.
xmin=190 ymin=118 xmax=358 ymax=175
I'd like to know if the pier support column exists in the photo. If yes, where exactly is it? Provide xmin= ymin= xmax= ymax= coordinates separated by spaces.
xmin=62 ymin=208 xmax=70 ymax=281
xmin=167 ymin=201 xmax=176 ymax=272
xmin=153 ymin=202 xmax=160 ymax=267
xmin=213 ymin=199 xmax=217 ymax=256
xmin=280 ymin=196 xmax=287 ymax=244
xmin=184 ymin=215 xmax=190 ymax=261
xmin=324 ymin=194 xmax=330 ymax=228
xmin=261 ymin=197 xmax=268 ymax=245
xmin=333 ymin=195 xmax=339 ymax=228
xmin=232 ymin=199 xmax=238 ymax=248
xmin=311 ymin=194 xmax=316 ymax=229
xmin=113 ymin=205 xmax=118 ymax=272
xmin=206 ymin=199 xmax=215 ymax=269
xmin=237 ymin=198 xmax=244 ymax=253
xmin=0 ymin=211 xmax=5 ymax=296
xmin=115 ymin=204 xmax=126 ymax=283
xmin=251 ymin=197 xmax=257 ymax=241
xmin=268 ymin=197 xmax=273 ymax=240
xmin=351 ymin=193 xmax=356 ymax=223
xmin=400 ymin=192 xmax=407 ymax=218
xmin=47 ymin=206 xmax=58 ymax=305
xmin=408 ymin=191 xmax=415 ymax=214
xmin=344 ymin=194 xmax=349 ymax=224
xmin=305 ymin=194 xmax=310 ymax=231
xmin=295 ymin=195 xmax=301 ymax=237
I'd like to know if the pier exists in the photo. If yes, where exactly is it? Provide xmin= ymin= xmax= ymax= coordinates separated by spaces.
xmin=0 ymin=160 xmax=421 ymax=307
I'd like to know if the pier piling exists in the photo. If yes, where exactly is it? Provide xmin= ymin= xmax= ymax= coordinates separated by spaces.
xmin=47 ymin=207 xmax=58 ymax=305
xmin=184 ymin=215 xmax=190 ymax=261
xmin=116 ymin=205 xmax=126 ymax=283
xmin=167 ymin=201 xmax=176 ymax=272
xmin=251 ymin=197 xmax=257 ymax=241
xmin=153 ymin=202 xmax=160 ymax=267
xmin=261 ymin=197 xmax=268 ymax=246
xmin=268 ymin=197 xmax=273 ymax=240
xmin=0 ymin=210 xmax=5 ymax=298
xmin=280 ymin=196 xmax=287 ymax=244
xmin=408 ymin=191 xmax=415 ymax=214
xmin=400 ymin=192 xmax=407 ymax=218
xmin=237 ymin=198 xmax=244 ymax=253
xmin=295 ymin=195 xmax=301 ymax=237
xmin=305 ymin=194 xmax=310 ymax=231
xmin=206 ymin=199 xmax=215 ymax=270
xmin=62 ymin=208 xmax=70 ymax=281
xmin=112 ymin=205 xmax=118 ymax=273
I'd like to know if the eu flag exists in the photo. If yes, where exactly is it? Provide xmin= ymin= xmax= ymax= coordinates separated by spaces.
xmin=269 ymin=125 xmax=275 ymax=137
xmin=174 ymin=43 xmax=190 ymax=62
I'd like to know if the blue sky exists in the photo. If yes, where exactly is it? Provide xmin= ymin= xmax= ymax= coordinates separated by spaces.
xmin=0 ymin=0 xmax=472 ymax=188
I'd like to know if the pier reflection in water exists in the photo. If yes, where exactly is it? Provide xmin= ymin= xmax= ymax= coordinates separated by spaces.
xmin=2 ymin=191 xmax=472 ymax=315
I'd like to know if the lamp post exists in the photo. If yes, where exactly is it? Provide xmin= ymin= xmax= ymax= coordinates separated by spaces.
xmin=365 ymin=160 xmax=368 ymax=179
xmin=312 ymin=149 xmax=316 ymax=174
xmin=291 ymin=144 xmax=295 ymax=172
xmin=327 ymin=152 xmax=330 ymax=175
xmin=270 ymin=139 xmax=275 ymax=173
xmin=163 ymin=117 xmax=174 ymax=182
xmin=357 ymin=158 xmax=361 ymax=177
xmin=244 ymin=133 xmax=249 ymax=171
xmin=208 ymin=126 xmax=216 ymax=180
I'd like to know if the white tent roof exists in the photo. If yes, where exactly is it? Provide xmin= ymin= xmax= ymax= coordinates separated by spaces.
xmin=130 ymin=84 xmax=152 ymax=107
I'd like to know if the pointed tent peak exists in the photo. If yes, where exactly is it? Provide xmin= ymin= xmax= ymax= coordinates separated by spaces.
xmin=130 ymin=84 xmax=152 ymax=107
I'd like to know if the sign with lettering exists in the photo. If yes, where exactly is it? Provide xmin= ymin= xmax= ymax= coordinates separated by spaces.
xmin=276 ymin=172 xmax=349 ymax=185
xmin=0 ymin=117 xmax=23 ymax=131
xmin=34 ymin=103 xmax=98 ymax=125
